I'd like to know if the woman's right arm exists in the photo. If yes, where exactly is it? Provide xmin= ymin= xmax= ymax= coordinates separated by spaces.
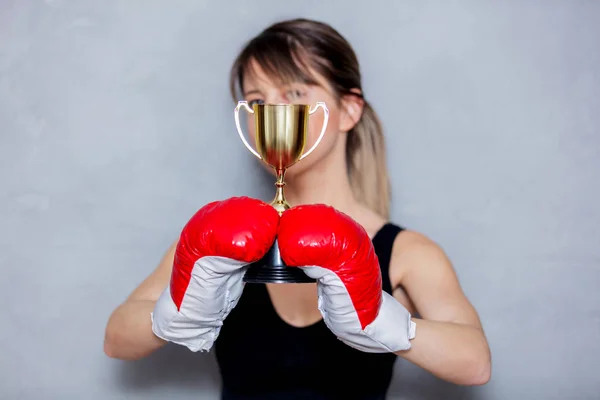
xmin=103 ymin=240 xmax=178 ymax=361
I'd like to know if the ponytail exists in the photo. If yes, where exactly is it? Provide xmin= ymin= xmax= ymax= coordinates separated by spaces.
xmin=346 ymin=101 xmax=391 ymax=219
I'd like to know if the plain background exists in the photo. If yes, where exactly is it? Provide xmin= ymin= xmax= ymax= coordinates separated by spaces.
xmin=1 ymin=1 xmax=599 ymax=399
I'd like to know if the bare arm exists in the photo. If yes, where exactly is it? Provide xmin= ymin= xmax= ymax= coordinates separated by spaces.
xmin=390 ymin=231 xmax=492 ymax=386
xmin=103 ymin=240 xmax=177 ymax=361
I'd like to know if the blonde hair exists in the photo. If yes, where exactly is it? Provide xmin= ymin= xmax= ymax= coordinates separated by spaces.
xmin=229 ymin=18 xmax=391 ymax=219
xmin=346 ymin=101 xmax=391 ymax=219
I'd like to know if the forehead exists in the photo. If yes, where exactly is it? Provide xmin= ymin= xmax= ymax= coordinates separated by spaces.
xmin=242 ymin=60 xmax=277 ymax=88
xmin=241 ymin=57 xmax=329 ymax=92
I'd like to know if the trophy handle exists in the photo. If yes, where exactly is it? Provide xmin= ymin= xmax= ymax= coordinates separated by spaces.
xmin=234 ymin=101 xmax=262 ymax=160
xmin=299 ymin=102 xmax=329 ymax=161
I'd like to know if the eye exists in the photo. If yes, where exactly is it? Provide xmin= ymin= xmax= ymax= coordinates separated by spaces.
xmin=285 ymin=88 xmax=305 ymax=102
xmin=247 ymin=99 xmax=264 ymax=107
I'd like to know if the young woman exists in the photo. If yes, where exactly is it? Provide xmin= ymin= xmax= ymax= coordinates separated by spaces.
xmin=104 ymin=18 xmax=491 ymax=399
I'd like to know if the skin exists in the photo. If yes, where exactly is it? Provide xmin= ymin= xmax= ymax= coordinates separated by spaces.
xmin=104 ymin=59 xmax=492 ymax=386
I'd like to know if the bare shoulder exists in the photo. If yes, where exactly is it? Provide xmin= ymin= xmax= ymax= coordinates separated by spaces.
xmin=388 ymin=228 xmax=481 ymax=325
xmin=389 ymin=229 xmax=449 ymax=280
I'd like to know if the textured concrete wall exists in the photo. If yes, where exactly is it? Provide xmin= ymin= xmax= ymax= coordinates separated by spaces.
xmin=1 ymin=1 xmax=599 ymax=399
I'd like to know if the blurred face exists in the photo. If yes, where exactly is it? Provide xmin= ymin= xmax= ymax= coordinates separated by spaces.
xmin=239 ymin=59 xmax=360 ymax=179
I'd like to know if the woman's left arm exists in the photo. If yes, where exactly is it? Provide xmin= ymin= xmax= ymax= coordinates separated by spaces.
xmin=389 ymin=231 xmax=492 ymax=386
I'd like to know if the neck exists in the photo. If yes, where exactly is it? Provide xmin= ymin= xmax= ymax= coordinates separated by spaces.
xmin=281 ymin=160 xmax=357 ymax=216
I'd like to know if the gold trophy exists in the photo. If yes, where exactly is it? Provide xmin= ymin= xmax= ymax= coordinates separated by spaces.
xmin=234 ymin=101 xmax=329 ymax=283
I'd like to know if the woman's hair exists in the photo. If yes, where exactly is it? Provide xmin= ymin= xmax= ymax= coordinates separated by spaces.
xmin=229 ymin=18 xmax=391 ymax=219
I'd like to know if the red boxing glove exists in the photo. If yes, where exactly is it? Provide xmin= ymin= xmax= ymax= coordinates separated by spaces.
xmin=278 ymin=205 xmax=416 ymax=353
xmin=151 ymin=196 xmax=279 ymax=352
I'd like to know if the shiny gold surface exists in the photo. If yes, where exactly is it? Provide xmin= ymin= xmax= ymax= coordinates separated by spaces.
xmin=253 ymin=104 xmax=310 ymax=171
xmin=253 ymin=104 xmax=309 ymax=213
xmin=234 ymin=101 xmax=329 ymax=215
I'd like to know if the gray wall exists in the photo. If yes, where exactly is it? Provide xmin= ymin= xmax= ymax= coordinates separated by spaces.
xmin=1 ymin=1 xmax=598 ymax=399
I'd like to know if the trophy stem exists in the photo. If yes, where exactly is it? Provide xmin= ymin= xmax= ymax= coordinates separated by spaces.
xmin=271 ymin=168 xmax=290 ymax=215
xmin=243 ymin=166 xmax=314 ymax=284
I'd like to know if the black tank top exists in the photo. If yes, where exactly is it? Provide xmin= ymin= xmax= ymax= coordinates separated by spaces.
xmin=215 ymin=223 xmax=404 ymax=399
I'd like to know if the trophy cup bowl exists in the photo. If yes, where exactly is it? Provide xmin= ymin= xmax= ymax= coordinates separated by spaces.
xmin=234 ymin=101 xmax=329 ymax=283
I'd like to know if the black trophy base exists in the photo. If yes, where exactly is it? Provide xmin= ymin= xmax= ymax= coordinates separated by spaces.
xmin=243 ymin=239 xmax=315 ymax=284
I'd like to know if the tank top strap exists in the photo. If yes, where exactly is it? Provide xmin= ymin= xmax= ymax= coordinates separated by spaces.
xmin=371 ymin=223 xmax=404 ymax=294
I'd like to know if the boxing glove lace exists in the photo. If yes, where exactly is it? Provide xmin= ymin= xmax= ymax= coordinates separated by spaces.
xmin=278 ymin=204 xmax=416 ymax=353
xmin=151 ymin=196 xmax=279 ymax=352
